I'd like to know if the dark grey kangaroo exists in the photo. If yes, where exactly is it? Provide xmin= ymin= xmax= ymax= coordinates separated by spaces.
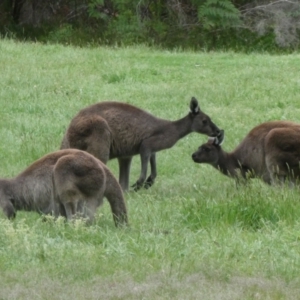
xmin=0 ymin=149 xmax=127 ymax=227
xmin=192 ymin=121 xmax=300 ymax=185
xmin=60 ymin=97 xmax=220 ymax=191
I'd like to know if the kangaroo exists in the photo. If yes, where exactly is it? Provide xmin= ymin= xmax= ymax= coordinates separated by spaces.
xmin=60 ymin=97 xmax=220 ymax=191
xmin=192 ymin=121 xmax=300 ymax=185
xmin=0 ymin=149 xmax=127 ymax=226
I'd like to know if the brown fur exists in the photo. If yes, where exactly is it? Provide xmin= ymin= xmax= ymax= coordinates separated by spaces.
xmin=0 ymin=149 xmax=127 ymax=226
xmin=192 ymin=121 xmax=300 ymax=185
xmin=60 ymin=98 xmax=220 ymax=191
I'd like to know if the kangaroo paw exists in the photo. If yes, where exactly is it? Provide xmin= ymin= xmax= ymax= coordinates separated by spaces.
xmin=131 ymin=181 xmax=143 ymax=191
xmin=114 ymin=213 xmax=129 ymax=227
xmin=144 ymin=176 xmax=155 ymax=189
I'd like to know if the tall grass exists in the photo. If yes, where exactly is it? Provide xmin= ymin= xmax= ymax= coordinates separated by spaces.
xmin=0 ymin=39 xmax=300 ymax=299
xmin=182 ymin=182 xmax=300 ymax=230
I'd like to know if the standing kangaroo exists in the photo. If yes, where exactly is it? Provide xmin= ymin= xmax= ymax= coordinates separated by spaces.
xmin=0 ymin=149 xmax=127 ymax=226
xmin=60 ymin=97 xmax=220 ymax=191
xmin=192 ymin=121 xmax=300 ymax=185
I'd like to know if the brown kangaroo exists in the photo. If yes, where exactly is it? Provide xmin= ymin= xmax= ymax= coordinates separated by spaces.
xmin=192 ymin=121 xmax=300 ymax=185
xmin=0 ymin=149 xmax=127 ymax=226
xmin=60 ymin=97 xmax=220 ymax=191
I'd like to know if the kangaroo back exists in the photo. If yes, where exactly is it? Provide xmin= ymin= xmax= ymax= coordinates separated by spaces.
xmin=53 ymin=151 xmax=106 ymax=222
xmin=53 ymin=150 xmax=127 ymax=226
xmin=233 ymin=121 xmax=300 ymax=176
xmin=264 ymin=126 xmax=300 ymax=183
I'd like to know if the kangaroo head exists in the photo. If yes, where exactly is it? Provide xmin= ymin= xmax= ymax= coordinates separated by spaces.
xmin=189 ymin=97 xmax=220 ymax=137
xmin=192 ymin=130 xmax=225 ymax=164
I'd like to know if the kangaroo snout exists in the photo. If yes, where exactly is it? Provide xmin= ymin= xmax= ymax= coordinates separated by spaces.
xmin=208 ymin=122 xmax=223 ymax=137
xmin=191 ymin=152 xmax=198 ymax=162
xmin=191 ymin=150 xmax=204 ymax=163
xmin=2 ymin=200 xmax=16 ymax=219
xmin=211 ymin=125 xmax=221 ymax=137
xmin=202 ymin=122 xmax=221 ymax=138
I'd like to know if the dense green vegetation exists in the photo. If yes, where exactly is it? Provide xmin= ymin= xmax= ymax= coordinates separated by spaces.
xmin=0 ymin=39 xmax=300 ymax=298
xmin=1 ymin=0 xmax=300 ymax=51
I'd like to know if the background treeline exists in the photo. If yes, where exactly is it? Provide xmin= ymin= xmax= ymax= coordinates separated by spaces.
xmin=1 ymin=0 xmax=300 ymax=51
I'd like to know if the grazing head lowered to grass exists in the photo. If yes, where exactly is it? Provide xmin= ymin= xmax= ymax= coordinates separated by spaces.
xmin=0 ymin=149 xmax=127 ymax=226
xmin=60 ymin=97 xmax=221 ymax=191
xmin=192 ymin=121 xmax=300 ymax=185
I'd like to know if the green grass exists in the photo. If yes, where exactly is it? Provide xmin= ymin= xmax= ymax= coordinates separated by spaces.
xmin=1 ymin=39 xmax=300 ymax=299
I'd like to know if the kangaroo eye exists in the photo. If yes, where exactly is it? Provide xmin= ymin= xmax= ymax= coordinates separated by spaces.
xmin=204 ymin=147 xmax=210 ymax=152
xmin=202 ymin=119 xmax=208 ymax=125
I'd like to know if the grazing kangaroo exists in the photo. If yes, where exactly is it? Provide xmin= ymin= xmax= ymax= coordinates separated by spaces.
xmin=60 ymin=97 xmax=220 ymax=191
xmin=192 ymin=121 xmax=300 ymax=185
xmin=0 ymin=149 xmax=127 ymax=226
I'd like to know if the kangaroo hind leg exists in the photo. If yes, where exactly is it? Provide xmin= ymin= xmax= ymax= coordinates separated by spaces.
xmin=67 ymin=115 xmax=112 ymax=164
xmin=144 ymin=153 xmax=157 ymax=189
xmin=118 ymin=157 xmax=132 ymax=191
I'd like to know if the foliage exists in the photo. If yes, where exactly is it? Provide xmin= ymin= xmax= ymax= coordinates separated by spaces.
xmin=0 ymin=0 xmax=12 ymax=28
xmin=1 ymin=0 xmax=297 ymax=51
xmin=241 ymin=0 xmax=300 ymax=48
xmin=196 ymin=0 xmax=241 ymax=29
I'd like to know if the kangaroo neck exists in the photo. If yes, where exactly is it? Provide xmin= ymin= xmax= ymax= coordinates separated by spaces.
xmin=171 ymin=114 xmax=192 ymax=139
xmin=214 ymin=151 xmax=241 ymax=177
xmin=4 ymin=178 xmax=30 ymax=211
xmin=153 ymin=115 xmax=192 ymax=150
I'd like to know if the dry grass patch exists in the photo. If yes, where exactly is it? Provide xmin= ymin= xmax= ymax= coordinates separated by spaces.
xmin=1 ymin=271 xmax=299 ymax=300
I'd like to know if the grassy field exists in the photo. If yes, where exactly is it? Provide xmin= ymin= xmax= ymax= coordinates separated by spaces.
xmin=1 ymin=39 xmax=300 ymax=299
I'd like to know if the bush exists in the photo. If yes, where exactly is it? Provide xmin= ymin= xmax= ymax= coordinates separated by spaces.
xmin=1 ymin=0 xmax=299 ymax=51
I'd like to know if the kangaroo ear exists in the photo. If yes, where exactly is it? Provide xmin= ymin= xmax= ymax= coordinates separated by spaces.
xmin=190 ymin=97 xmax=200 ymax=114
xmin=214 ymin=130 xmax=225 ymax=146
xmin=207 ymin=136 xmax=215 ymax=144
